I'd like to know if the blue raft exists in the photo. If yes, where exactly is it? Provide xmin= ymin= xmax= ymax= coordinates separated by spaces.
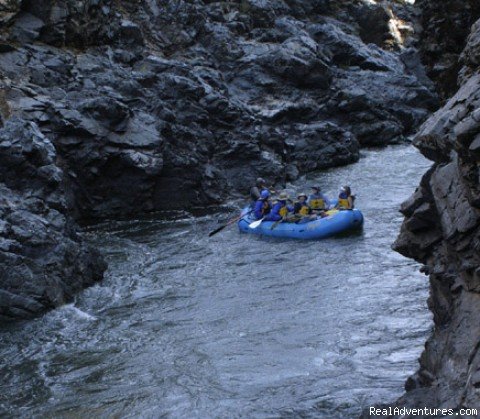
xmin=238 ymin=207 xmax=364 ymax=240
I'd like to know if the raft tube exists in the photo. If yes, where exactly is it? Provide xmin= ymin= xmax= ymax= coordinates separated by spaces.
xmin=238 ymin=207 xmax=364 ymax=240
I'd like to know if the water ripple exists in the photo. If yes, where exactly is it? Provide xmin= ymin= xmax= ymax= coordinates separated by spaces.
xmin=0 ymin=146 xmax=432 ymax=418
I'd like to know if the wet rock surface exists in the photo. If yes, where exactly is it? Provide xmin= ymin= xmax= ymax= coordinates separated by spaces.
xmin=0 ymin=0 xmax=437 ymax=220
xmin=365 ymin=13 xmax=480 ymax=418
xmin=0 ymin=118 xmax=106 ymax=322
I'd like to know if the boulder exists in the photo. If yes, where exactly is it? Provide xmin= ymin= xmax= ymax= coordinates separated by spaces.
xmin=257 ymin=35 xmax=332 ymax=88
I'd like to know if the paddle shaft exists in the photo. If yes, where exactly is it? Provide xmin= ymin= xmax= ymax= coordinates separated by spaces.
xmin=209 ymin=211 xmax=251 ymax=237
xmin=270 ymin=217 xmax=287 ymax=230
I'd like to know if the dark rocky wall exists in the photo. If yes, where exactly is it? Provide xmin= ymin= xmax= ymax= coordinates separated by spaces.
xmin=416 ymin=0 xmax=480 ymax=100
xmin=0 ymin=118 xmax=106 ymax=322
xmin=363 ymin=13 xmax=480 ymax=418
xmin=0 ymin=0 xmax=437 ymax=220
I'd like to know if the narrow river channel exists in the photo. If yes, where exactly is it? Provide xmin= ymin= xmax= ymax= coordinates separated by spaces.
xmin=0 ymin=145 xmax=433 ymax=418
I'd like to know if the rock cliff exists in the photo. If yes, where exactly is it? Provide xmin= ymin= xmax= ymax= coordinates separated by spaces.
xmin=366 ymin=9 xmax=480 ymax=417
xmin=416 ymin=0 xmax=480 ymax=100
xmin=0 ymin=0 xmax=437 ymax=219
xmin=0 ymin=117 xmax=106 ymax=321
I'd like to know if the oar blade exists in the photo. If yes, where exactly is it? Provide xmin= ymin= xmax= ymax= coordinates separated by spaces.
xmin=248 ymin=218 xmax=263 ymax=229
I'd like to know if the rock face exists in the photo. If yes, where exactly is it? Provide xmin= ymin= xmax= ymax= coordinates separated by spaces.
xmin=416 ymin=0 xmax=480 ymax=99
xmin=0 ymin=118 xmax=106 ymax=322
xmin=0 ymin=0 xmax=437 ymax=220
xmin=368 ymin=14 xmax=480 ymax=416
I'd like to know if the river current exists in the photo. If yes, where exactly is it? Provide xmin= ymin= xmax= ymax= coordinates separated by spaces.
xmin=0 ymin=145 xmax=432 ymax=418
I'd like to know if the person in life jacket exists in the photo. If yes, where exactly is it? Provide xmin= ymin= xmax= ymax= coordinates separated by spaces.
xmin=294 ymin=193 xmax=311 ymax=216
xmin=250 ymin=177 xmax=268 ymax=205
xmin=293 ymin=192 xmax=317 ymax=223
xmin=307 ymin=186 xmax=330 ymax=213
xmin=253 ymin=189 xmax=271 ymax=219
xmin=264 ymin=192 xmax=293 ymax=221
xmin=336 ymin=185 xmax=354 ymax=210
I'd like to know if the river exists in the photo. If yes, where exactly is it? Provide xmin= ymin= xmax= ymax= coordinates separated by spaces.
xmin=0 ymin=145 xmax=432 ymax=418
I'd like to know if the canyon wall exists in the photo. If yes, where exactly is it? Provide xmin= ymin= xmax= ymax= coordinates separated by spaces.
xmin=0 ymin=0 xmax=437 ymax=218
xmin=365 ymin=4 xmax=480 ymax=416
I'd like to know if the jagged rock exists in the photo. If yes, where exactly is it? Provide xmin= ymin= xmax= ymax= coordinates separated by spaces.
xmin=416 ymin=0 xmax=480 ymax=98
xmin=0 ymin=0 xmax=21 ymax=28
xmin=385 ymin=14 xmax=480 ymax=417
xmin=459 ymin=19 xmax=480 ymax=84
xmin=328 ymin=67 xmax=437 ymax=145
xmin=354 ymin=2 xmax=392 ymax=47
xmin=0 ymin=118 xmax=106 ymax=322
xmin=468 ymin=134 xmax=480 ymax=156
xmin=9 ymin=12 xmax=44 ymax=43
xmin=290 ymin=122 xmax=359 ymax=172
xmin=0 ymin=0 xmax=438 ymax=219
xmin=256 ymin=35 xmax=332 ymax=88
xmin=405 ymin=202 xmax=436 ymax=232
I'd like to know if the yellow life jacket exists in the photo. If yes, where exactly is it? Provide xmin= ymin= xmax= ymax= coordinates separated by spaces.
xmin=299 ymin=204 xmax=310 ymax=216
xmin=309 ymin=198 xmax=325 ymax=210
xmin=279 ymin=205 xmax=288 ymax=217
xmin=338 ymin=198 xmax=350 ymax=209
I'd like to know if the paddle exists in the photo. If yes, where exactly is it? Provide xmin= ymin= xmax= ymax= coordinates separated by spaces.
xmin=270 ymin=216 xmax=289 ymax=230
xmin=209 ymin=212 xmax=250 ymax=237
xmin=248 ymin=217 xmax=265 ymax=229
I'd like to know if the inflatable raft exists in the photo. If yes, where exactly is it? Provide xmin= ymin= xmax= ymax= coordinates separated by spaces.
xmin=238 ymin=207 xmax=364 ymax=240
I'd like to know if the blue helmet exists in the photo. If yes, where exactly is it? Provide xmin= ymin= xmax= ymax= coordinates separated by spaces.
xmin=260 ymin=190 xmax=270 ymax=199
